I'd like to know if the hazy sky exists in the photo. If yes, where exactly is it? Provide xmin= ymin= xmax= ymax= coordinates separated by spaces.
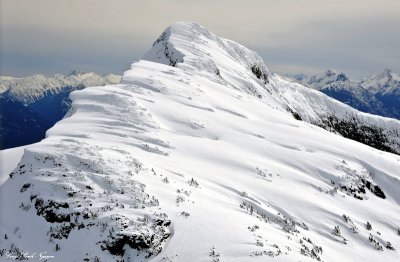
xmin=1 ymin=0 xmax=399 ymax=79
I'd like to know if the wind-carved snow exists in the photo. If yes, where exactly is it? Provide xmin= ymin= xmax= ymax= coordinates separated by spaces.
xmin=1 ymin=22 xmax=400 ymax=261
xmin=0 ymin=72 xmax=122 ymax=150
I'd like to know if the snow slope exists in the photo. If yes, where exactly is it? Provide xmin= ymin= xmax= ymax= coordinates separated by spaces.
xmin=1 ymin=22 xmax=400 ymax=262
xmin=0 ymin=146 xmax=27 ymax=186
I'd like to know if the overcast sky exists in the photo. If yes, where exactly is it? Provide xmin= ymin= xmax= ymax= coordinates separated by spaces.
xmin=1 ymin=0 xmax=399 ymax=79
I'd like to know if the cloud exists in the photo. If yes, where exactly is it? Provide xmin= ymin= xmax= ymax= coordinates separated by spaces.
xmin=0 ymin=0 xmax=399 ymax=78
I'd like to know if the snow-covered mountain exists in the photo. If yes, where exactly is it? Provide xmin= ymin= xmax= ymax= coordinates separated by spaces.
xmin=361 ymin=68 xmax=400 ymax=96
xmin=0 ymin=71 xmax=121 ymax=105
xmin=0 ymin=72 xmax=121 ymax=149
xmin=290 ymin=69 xmax=400 ymax=119
xmin=1 ymin=22 xmax=400 ymax=262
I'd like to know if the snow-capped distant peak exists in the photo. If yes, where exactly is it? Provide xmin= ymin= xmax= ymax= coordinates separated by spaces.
xmin=298 ymin=69 xmax=351 ymax=90
xmin=361 ymin=68 xmax=400 ymax=95
xmin=324 ymin=69 xmax=337 ymax=77
xmin=377 ymin=68 xmax=393 ymax=79
xmin=0 ymin=72 xmax=121 ymax=105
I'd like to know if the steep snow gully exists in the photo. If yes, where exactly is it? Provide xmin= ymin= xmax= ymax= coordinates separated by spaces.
xmin=1 ymin=22 xmax=400 ymax=262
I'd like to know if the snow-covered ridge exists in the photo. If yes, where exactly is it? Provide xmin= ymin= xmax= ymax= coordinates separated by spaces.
xmin=0 ymin=72 xmax=121 ymax=105
xmin=1 ymin=22 xmax=400 ymax=261
xmin=142 ymin=22 xmax=400 ymax=154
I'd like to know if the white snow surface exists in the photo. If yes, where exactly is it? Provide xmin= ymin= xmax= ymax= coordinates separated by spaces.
xmin=0 ymin=146 xmax=27 ymax=186
xmin=1 ymin=22 xmax=400 ymax=262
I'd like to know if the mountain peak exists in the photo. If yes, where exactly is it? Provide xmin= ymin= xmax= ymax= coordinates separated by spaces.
xmin=167 ymin=21 xmax=208 ymax=36
xmin=382 ymin=67 xmax=392 ymax=74
xmin=360 ymin=68 xmax=400 ymax=95
xmin=336 ymin=72 xmax=349 ymax=82
xmin=141 ymin=22 xmax=270 ymax=86
xmin=375 ymin=67 xmax=393 ymax=80
xmin=324 ymin=69 xmax=337 ymax=77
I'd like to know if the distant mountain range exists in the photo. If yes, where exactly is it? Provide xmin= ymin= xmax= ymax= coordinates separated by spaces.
xmin=288 ymin=69 xmax=400 ymax=119
xmin=0 ymin=72 xmax=121 ymax=149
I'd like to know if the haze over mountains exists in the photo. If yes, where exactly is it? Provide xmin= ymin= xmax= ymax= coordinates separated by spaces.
xmin=0 ymin=22 xmax=400 ymax=262
xmin=289 ymin=69 xmax=400 ymax=120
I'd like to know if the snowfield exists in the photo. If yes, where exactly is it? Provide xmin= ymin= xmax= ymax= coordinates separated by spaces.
xmin=1 ymin=22 xmax=400 ymax=262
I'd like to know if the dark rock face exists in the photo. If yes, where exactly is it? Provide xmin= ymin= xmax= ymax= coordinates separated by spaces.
xmin=362 ymin=179 xmax=386 ymax=199
xmin=20 ymin=183 xmax=31 ymax=193
xmin=34 ymin=198 xmax=71 ymax=223
xmin=49 ymin=224 xmax=75 ymax=239
xmin=153 ymin=31 xmax=183 ymax=67
xmin=100 ymin=220 xmax=171 ymax=258
xmin=251 ymin=65 xmax=269 ymax=84
xmin=101 ymin=234 xmax=152 ymax=256
xmin=336 ymin=73 xmax=349 ymax=82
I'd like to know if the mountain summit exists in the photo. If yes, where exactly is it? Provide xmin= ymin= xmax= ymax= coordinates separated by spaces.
xmin=143 ymin=22 xmax=270 ymax=83
xmin=1 ymin=22 xmax=400 ymax=261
